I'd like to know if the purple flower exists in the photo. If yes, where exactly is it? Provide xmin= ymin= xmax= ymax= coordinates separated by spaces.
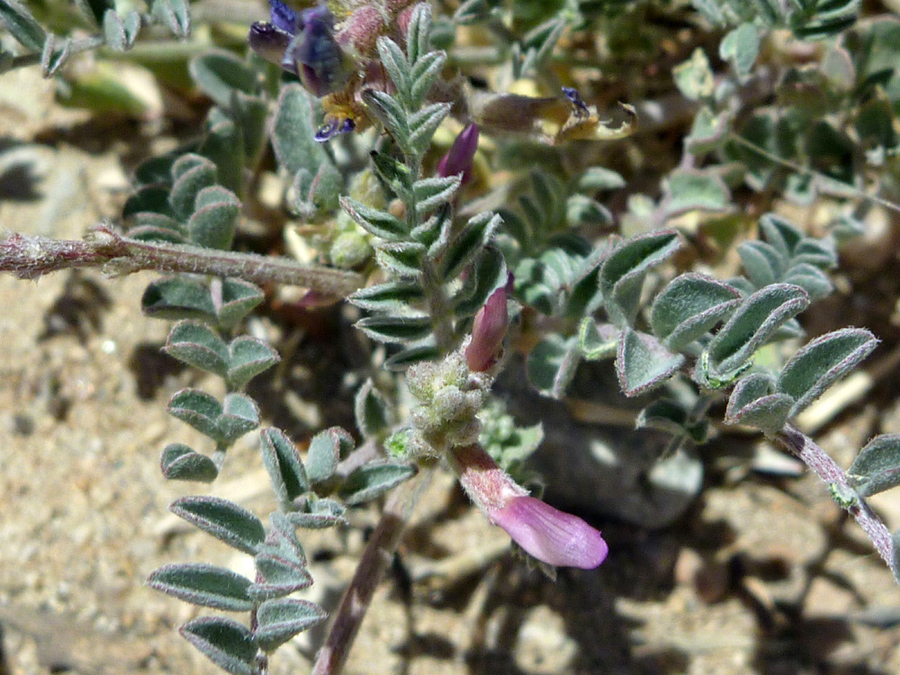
xmin=436 ymin=124 xmax=479 ymax=184
xmin=448 ymin=444 xmax=608 ymax=569
xmin=249 ymin=1 xmax=351 ymax=97
xmin=465 ymin=284 xmax=508 ymax=373
xmin=491 ymin=496 xmax=609 ymax=569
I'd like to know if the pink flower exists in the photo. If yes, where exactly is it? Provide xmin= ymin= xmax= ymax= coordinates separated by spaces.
xmin=436 ymin=124 xmax=479 ymax=184
xmin=465 ymin=285 xmax=508 ymax=373
xmin=449 ymin=444 xmax=608 ymax=569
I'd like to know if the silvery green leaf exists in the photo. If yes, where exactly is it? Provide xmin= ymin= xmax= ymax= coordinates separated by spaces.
xmin=124 ymin=184 xmax=175 ymax=220
xmin=453 ymin=0 xmax=487 ymax=24
xmin=357 ymin=314 xmax=433 ymax=344
xmin=518 ymin=17 xmax=565 ymax=76
xmin=738 ymin=240 xmax=787 ymax=288
xmin=686 ymin=106 xmax=730 ymax=154
xmin=409 ymin=50 xmax=446 ymax=108
xmin=199 ymin=120 xmax=243 ymax=195
xmin=376 ymin=241 xmax=426 ymax=278
xmin=180 ymin=617 xmax=255 ymax=675
xmin=160 ymin=443 xmax=218 ymax=482
xmin=227 ymin=337 xmax=280 ymax=390
xmin=250 ymin=554 xmax=312 ymax=601
xmin=341 ymin=197 xmax=406 ymax=241
xmin=362 ymin=89 xmax=409 ymax=146
xmin=782 ymin=262 xmax=833 ymax=300
xmin=234 ymin=92 xmax=269 ymax=167
xmin=724 ymin=373 xmax=793 ymax=434
xmin=758 ymin=213 xmax=802 ymax=258
xmin=384 ymin=344 xmax=441 ymax=370
xmin=377 ymin=36 xmax=412 ymax=106
xmin=142 ymin=278 xmax=216 ymax=323
xmin=169 ymin=156 xmax=217 ymax=220
xmin=527 ymin=334 xmax=581 ymax=399
xmin=650 ymin=273 xmax=741 ymax=350
xmin=440 ymin=212 xmax=501 ymax=281
xmin=102 ymin=9 xmax=126 ymax=51
xmin=305 ymin=427 xmax=354 ymax=484
xmin=777 ymin=328 xmax=877 ymax=416
xmin=148 ymin=563 xmax=253 ymax=611
xmin=354 ymin=379 xmax=390 ymax=440
xmin=637 ymin=399 xmax=690 ymax=437
xmin=218 ymin=393 xmax=260 ymax=443
xmin=217 ymin=279 xmax=264 ymax=330
xmin=168 ymin=388 xmax=222 ymax=439
xmin=705 ymin=284 xmax=809 ymax=380
xmin=187 ymin=186 xmax=240 ymax=250
xmin=273 ymin=84 xmax=327 ymax=178
xmin=340 ymin=461 xmax=417 ymax=505
xmin=349 ymin=280 xmax=424 ymax=312
xmin=577 ymin=166 xmax=626 ymax=192
xmin=417 ymin=203 xmax=453 ymax=253
xmin=600 ymin=229 xmax=681 ymax=326
xmin=579 ymin=318 xmax=618 ymax=361
xmin=408 ymin=103 xmax=451 ymax=156
xmin=566 ymin=194 xmax=613 ymax=227
xmin=413 ymin=175 xmax=461 ymax=217
xmin=164 ymin=321 xmax=228 ymax=376
xmin=664 ymin=169 xmax=731 ymax=216
xmin=849 ymin=435 xmax=900 ymax=498
xmin=267 ymin=512 xmax=307 ymax=564
xmin=673 ymin=48 xmax=715 ymax=100
xmin=122 ymin=9 xmax=140 ymax=46
xmin=405 ymin=1 xmax=433 ymax=65
xmin=260 ymin=428 xmax=309 ymax=507
xmin=41 ymin=35 xmax=71 ymax=77
xmin=792 ymin=237 xmax=837 ymax=269
xmin=616 ymin=328 xmax=685 ymax=397
xmin=256 ymin=598 xmax=327 ymax=651
xmin=153 ymin=0 xmax=190 ymax=38
xmin=286 ymin=497 xmax=347 ymax=528
xmin=170 ymin=495 xmax=266 ymax=554
xmin=0 ymin=0 xmax=46 ymax=52
xmin=371 ymin=150 xmax=414 ymax=195
xmin=719 ymin=23 xmax=759 ymax=76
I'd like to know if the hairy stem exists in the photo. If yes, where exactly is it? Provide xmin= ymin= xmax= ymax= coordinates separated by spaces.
xmin=312 ymin=465 xmax=434 ymax=675
xmin=0 ymin=227 xmax=364 ymax=296
xmin=775 ymin=425 xmax=897 ymax=576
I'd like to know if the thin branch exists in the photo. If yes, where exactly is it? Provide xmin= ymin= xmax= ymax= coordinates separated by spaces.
xmin=775 ymin=425 xmax=897 ymax=577
xmin=312 ymin=466 xmax=434 ymax=675
xmin=0 ymin=226 xmax=364 ymax=297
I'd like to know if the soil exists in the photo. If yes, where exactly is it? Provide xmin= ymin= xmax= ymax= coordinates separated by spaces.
xmin=3 ymin=64 xmax=900 ymax=675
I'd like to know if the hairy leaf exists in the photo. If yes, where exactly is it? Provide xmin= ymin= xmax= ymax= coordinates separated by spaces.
xmin=616 ymin=328 xmax=685 ymax=397
xmin=148 ymin=563 xmax=253 ymax=611
xmin=778 ymin=328 xmax=878 ymax=416
xmin=650 ymin=273 xmax=741 ymax=349
xmin=260 ymin=428 xmax=309 ymax=507
xmin=170 ymin=495 xmax=266 ymax=554
xmin=160 ymin=443 xmax=219 ymax=483
xmin=849 ymin=435 xmax=900 ymax=498
xmin=180 ymin=617 xmax=256 ymax=675
xmin=340 ymin=462 xmax=416 ymax=505
xmin=255 ymin=598 xmax=328 ymax=651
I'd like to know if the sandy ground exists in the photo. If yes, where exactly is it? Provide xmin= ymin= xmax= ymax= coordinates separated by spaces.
xmin=4 ymin=65 xmax=900 ymax=675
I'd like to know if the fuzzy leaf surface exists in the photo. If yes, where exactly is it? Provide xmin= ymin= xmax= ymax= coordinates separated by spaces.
xmin=180 ymin=617 xmax=256 ymax=675
xmin=142 ymin=278 xmax=216 ymax=323
xmin=650 ymin=273 xmax=741 ymax=349
xmin=725 ymin=373 xmax=793 ymax=434
xmin=777 ymin=328 xmax=877 ymax=416
xmin=227 ymin=337 xmax=280 ymax=390
xmin=340 ymin=462 xmax=417 ymax=505
xmin=705 ymin=284 xmax=809 ymax=381
xmin=616 ymin=329 xmax=685 ymax=397
xmin=160 ymin=443 xmax=219 ymax=483
xmin=527 ymin=334 xmax=581 ymax=399
xmin=164 ymin=321 xmax=228 ymax=376
xmin=148 ymin=563 xmax=253 ymax=611
xmin=260 ymin=427 xmax=309 ymax=507
xmin=305 ymin=427 xmax=354 ymax=484
xmin=849 ymin=435 xmax=900 ymax=498
xmin=255 ymin=598 xmax=328 ymax=651
xmin=170 ymin=495 xmax=266 ymax=554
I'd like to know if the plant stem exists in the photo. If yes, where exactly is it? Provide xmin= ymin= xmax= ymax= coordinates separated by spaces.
xmin=0 ymin=226 xmax=364 ymax=297
xmin=775 ymin=424 xmax=897 ymax=577
xmin=311 ymin=465 xmax=434 ymax=675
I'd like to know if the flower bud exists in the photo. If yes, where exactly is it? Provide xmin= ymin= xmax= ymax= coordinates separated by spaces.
xmin=465 ymin=284 xmax=508 ymax=373
xmin=436 ymin=123 xmax=479 ymax=184
xmin=449 ymin=444 xmax=608 ymax=569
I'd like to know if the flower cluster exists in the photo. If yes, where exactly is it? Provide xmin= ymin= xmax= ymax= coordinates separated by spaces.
xmin=249 ymin=0 xmax=417 ymax=140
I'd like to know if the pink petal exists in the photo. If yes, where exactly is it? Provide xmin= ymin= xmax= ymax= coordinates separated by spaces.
xmin=465 ymin=285 xmax=508 ymax=372
xmin=491 ymin=496 xmax=608 ymax=569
